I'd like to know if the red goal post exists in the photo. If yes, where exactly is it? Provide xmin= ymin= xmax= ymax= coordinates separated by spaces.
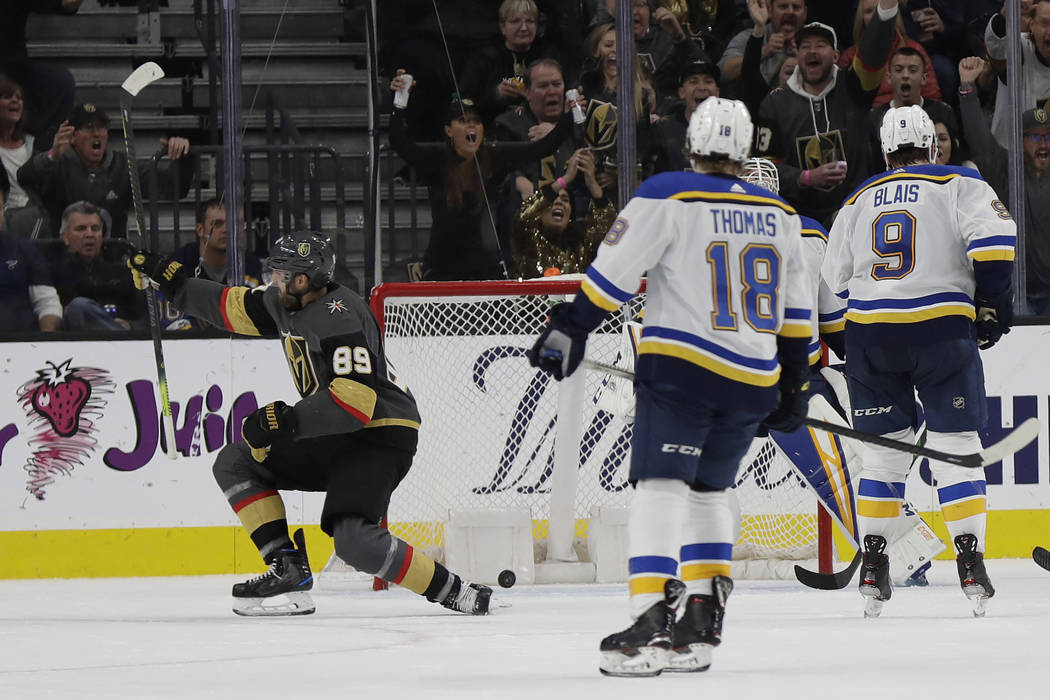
xmin=365 ymin=279 xmax=833 ymax=583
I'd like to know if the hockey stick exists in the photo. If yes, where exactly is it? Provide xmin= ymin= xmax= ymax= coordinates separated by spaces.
xmin=121 ymin=61 xmax=176 ymax=459
xmin=580 ymin=359 xmax=1040 ymax=469
xmin=794 ymin=552 xmax=862 ymax=590
xmin=1034 ymin=546 xmax=1050 ymax=573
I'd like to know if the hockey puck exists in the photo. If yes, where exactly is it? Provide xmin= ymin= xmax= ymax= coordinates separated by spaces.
xmin=498 ymin=569 xmax=516 ymax=588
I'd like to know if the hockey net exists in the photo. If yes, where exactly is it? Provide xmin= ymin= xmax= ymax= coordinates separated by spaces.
xmin=365 ymin=280 xmax=828 ymax=580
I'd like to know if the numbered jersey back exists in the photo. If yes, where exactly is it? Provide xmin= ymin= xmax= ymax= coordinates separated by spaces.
xmin=824 ymin=165 xmax=1015 ymax=326
xmin=585 ymin=171 xmax=812 ymax=389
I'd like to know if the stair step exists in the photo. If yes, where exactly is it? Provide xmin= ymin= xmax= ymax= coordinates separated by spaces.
xmin=26 ymin=41 xmax=364 ymax=59
xmin=27 ymin=5 xmax=348 ymax=41
xmin=72 ymin=75 xmax=371 ymax=110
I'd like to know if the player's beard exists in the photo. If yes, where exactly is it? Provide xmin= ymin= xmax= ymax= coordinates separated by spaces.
xmin=278 ymin=287 xmax=304 ymax=311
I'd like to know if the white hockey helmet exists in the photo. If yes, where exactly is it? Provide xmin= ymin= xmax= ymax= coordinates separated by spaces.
xmin=880 ymin=105 xmax=936 ymax=166
xmin=685 ymin=97 xmax=753 ymax=165
xmin=741 ymin=157 xmax=780 ymax=194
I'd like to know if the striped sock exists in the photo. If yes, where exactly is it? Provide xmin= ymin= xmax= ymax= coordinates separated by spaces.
xmin=680 ymin=489 xmax=733 ymax=596
xmin=937 ymin=480 xmax=987 ymax=550
xmin=856 ymin=478 xmax=904 ymax=542
xmin=627 ymin=479 xmax=688 ymax=617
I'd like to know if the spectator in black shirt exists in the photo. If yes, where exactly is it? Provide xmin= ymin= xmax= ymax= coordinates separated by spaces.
xmin=49 ymin=201 xmax=142 ymax=330
xmin=18 ymin=103 xmax=192 ymax=239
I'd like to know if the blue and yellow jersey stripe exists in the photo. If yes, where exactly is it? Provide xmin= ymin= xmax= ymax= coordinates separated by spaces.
xmin=638 ymin=326 xmax=781 ymax=387
xmin=580 ymin=266 xmax=635 ymax=312
xmin=845 ymin=291 xmax=975 ymax=325
xmin=818 ymin=307 xmax=846 ymax=334
xmin=781 ymin=307 xmax=813 ymax=338
xmin=801 ymin=225 xmax=828 ymax=244
xmin=967 ymin=235 xmax=1015 ymax=262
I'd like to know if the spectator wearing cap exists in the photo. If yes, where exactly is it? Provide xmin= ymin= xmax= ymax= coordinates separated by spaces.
xmin=48 ymin=200 xmax=143 ymax=331
xmin=17 ymin=103 xmax=193 ymax=239
xmin=984 ymin=0 xmax=1050 ymax=148
xmin=719 ymin=0 xmax=808 ymax=87
xmin=457 ymin=0 xmax=564 ymax=126
xmin=645 ymin=59 xmax=720 ymax=175
xmin=0 ymin=168 xmax=62 ymax=334
xmin=631 ymin=0 xmax=706 ymax=112
xmin=957 ymin=55 xmax=1050 ymax=315
xmin=754 ymin=1 xmax=900 ymax=227
xmin=869 ymin=46 xmax=955 ymax=153
xmin=389 ymin=69 xmax=574 ymax=280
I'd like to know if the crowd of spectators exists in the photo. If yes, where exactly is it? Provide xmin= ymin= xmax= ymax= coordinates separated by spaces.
xmin=5 ymin=0 xmax=1050 ymax=337
xmin=384 ymin=0 xmax=1050 ymax=319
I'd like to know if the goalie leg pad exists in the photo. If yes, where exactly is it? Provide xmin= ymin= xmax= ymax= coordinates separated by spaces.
xmin=886 ymin=508 xmax=946 ymax=586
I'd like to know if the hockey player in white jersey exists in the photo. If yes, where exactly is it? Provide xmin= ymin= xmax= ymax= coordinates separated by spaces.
xmin=823 ymin=105 xmax=1016 ymax=617
xmin=530 ymin=98 xmax=814 ymax=676
xmin=741 ymin=158 xmax=946 ymax=588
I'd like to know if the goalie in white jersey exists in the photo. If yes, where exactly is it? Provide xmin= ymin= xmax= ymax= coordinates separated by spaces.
xmin=823 ymin=105 xmax=1016 ymax=618
xmin=530 ymin=97 xmax=814 ymax=676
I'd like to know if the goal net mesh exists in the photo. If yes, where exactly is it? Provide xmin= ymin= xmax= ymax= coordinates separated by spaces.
xmin=373 ymin=282 xmax=819 ymax=575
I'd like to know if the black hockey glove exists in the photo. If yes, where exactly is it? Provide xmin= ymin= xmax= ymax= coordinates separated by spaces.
xmin=975 ymin=291 xmax=1014 ymax=350
xmin=528 ymin=302 xmax=588 ymax=380
xmin=761 ymin=365 xmax=811 ymax=434
xmin=127 ymin=250 xmax=188 ymax=298
xmin=242 ymin=401 xmax=297 ymax=462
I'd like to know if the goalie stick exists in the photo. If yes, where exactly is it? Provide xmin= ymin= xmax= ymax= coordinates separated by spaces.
xmin=1034 ymin=547 xmax=1050 ymax=573
xmin=121 ymin=61 xmax=177 ymax=459
xmin=579 ymin=360 xmax=1040 ymax=469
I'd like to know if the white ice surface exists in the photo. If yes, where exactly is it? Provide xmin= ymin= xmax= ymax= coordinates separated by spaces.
xmin=1 ymin=559 xmax=1047 ymax=699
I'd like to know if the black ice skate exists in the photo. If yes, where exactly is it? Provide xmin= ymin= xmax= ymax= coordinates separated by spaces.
xmin=598 ymin=578 xmax=686 ymax=677
xmin=667 ymin=575 xmax=733 ymax=673
xmin=232 ymin=528 xmax=315 ymax=616
xmin=441 ymin=577 xmax=492 ymax=615
xmin=955 ymin=534 xmax=995 ymax=617
xmin=859 ymin=535 xmax=892 ymax=618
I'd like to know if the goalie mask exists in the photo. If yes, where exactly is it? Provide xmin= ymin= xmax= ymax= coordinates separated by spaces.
xmin=685 ymin=97 xmax=753 ymax=165
xmin=741 ymin=157 xmax=780 ymax=194
xmin=880 ymin=105 xmax=936 ymax=167
xmin=267 ymin=231 xmax=336 ymax=290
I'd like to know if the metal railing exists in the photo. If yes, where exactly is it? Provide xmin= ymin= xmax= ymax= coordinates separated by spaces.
xmin=143 ymin=142 xmax=347 ymax=274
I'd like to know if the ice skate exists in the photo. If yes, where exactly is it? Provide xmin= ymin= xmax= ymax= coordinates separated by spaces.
xmin=859 ymin=535 xmax=892 ymax=618
xmin=955 ymin=534 xmax=994 ymax=617
xmin=441 ymin=577 xmax=492 ymax=615
xmin=599 ymin=578 xmax=686 ymax=677
xmin=232 ymin=528 xmax=315 ymax=616
xmin=667 ymin=575 xmax=733 ymax=673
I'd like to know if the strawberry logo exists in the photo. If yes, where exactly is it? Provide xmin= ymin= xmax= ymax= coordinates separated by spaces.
xmin=29 ymin=359 xmax=92 ymax=437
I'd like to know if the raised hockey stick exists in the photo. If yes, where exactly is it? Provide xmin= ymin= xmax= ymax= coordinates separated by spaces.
xmin=1034 ymin=546 xmax=1050 ymax=573
xmin=580 ymin=359 xmax=1040 ymax=469
xmin=121 ymin=61 xmax=177 ymax=459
